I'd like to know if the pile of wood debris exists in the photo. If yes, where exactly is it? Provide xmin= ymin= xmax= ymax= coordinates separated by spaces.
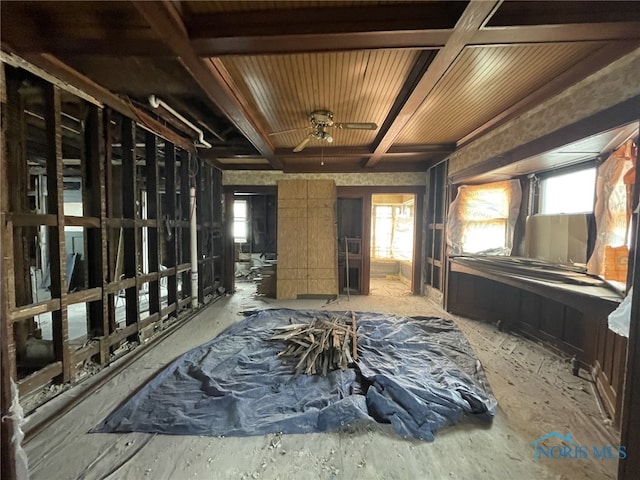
xmin=271 ymin=313 xmax=358 ymax=376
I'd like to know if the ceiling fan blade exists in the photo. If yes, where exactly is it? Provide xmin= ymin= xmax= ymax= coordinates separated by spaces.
xmin=293 ymin=135 xmax=312 ymax=153
xmin=268 ymin=127 xmax=308 ymax=136
xmin=334 ymin=122 xmax=378 ymax=130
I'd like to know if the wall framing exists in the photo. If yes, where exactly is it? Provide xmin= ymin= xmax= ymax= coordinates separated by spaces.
xmin=0 ymin=61 xmax=226 ymax=407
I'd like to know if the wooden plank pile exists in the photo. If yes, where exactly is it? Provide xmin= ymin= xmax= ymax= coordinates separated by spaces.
xmin=271 ymin=313 xmax=358 ymax=376
xmin=254 ymin=261 xmax=276 ymax=298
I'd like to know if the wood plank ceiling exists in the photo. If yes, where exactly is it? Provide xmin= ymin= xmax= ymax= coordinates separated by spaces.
xmin=2 ymin=0 xmax=639 ymax=173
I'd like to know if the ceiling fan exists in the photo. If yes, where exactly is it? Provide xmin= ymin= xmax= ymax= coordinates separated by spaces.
xmin=270 ymin=110 xmax=378 ymax=152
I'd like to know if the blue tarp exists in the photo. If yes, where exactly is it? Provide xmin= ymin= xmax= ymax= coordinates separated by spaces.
xmin=93 ymin=309 xmax=496 ymax=441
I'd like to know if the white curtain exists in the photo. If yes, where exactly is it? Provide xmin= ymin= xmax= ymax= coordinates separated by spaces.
xmin=447 ymin=180 xmax=522 ymax=256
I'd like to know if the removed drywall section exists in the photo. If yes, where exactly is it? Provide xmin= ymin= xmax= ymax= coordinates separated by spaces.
xmin=222 ymin=171 xmax=427 ymax=186
xmin=449 ymin=48 xmax=640 ymax=175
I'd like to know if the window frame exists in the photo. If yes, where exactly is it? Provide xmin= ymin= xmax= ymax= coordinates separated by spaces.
xmin=532 ymin=160 xmax=598 ymax=216
xmin=233 ymin=199 xmax=249 ymax=244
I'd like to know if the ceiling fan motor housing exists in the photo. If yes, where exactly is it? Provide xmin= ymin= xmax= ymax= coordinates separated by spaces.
xmin=310 ymin=110 xmax=334 ymax=128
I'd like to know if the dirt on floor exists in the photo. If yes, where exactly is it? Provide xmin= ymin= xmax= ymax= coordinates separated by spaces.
xmin=21 ymin=278 xmax=620 ymax=480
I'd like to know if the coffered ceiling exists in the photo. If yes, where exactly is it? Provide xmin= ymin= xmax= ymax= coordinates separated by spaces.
xmin=2 ymin=1 xmax=639 ymax=173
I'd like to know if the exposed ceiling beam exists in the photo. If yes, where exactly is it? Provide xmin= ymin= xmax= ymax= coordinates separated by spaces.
xmin=200 ymin=146 xmax=261 ymax=160
xmin=193 ymin=32 xmax=448 ymax=57
xmin=273 ymin=144 xmax=456 ymax=159
xmin=132 ymin=0 xmax=282 ymax=170
xmin=365 ymin=0 xmax=500 ymax=168
xmin=472 ymin=22 xmax=640 ymax=45
xmin=188 ymin=4 xmax=461 ymax=36
xmin=187 ymin=3 xmax=460 ymax=56
xmin=282 ymin=161 xmax=433 ymax=174
xmin=458 ymin=40 xmax=640 ymax=147
xmin=486 ymin=1 xmax=640 ymax=26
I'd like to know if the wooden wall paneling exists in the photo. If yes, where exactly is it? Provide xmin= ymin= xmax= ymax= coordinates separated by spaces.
xmin=619 ymin=206 xmax=639 ymax=477
xmin=121 ymin=117 xmax=140 ymax=338
xmin=85 ymin=105 xmax=108 ymax=343
xmin=44 ymin=84 xmax=72 ymax=381
xmin=492 ymin=283 xmax=521 ymax=327
xmin=519 ymin=290 xmax=541 ymax=331
xmin=604 ymin=325 xmax=616 ymax=384
xmin=563 ymin=306 xmax=585 ymax=356
xmin=145 ymin=132 xmax=161 ymax=322
xmin=180 ymin=150 xmax=192 ymax=304
xmin=611 ymin=334 xmax=627 ymax=421
xmin=164 ymin=143 xmax=178 ymax=315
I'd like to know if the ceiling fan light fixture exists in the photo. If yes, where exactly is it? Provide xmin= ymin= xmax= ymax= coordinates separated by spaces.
xmin=288 ymin=109 xmax=378 ymax=152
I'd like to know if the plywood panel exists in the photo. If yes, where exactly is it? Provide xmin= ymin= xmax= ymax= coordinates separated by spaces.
xmin=278 ymin=179 xmax=308 ymax=199
xmin=296 ymin=276 xmax=309 ymax=296
xmin=296 ymin=216 xmax=308 ymax=269
xmin=277 ymin=179 xmax=336 ymax=298
xmin=279 ymin=198 xmax=303 ymax=209
xmin=277 ymin=279 xmax=298 ymax=299
xmin=308 ymin=199 xmax=335 ymax=212
xmin=277 ymin=212 xmax=298 ymax=268
xmin=311 ymin=268 xmax=336 ymax=279
xmin=277 ymin=268 xmax=296 ymax=280
xmin=308 ymin=179 xmax=336 ymax=198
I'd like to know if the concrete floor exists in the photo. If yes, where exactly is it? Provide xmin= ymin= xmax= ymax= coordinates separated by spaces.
xmin=22 ymin=278 xmax=619 ymax=480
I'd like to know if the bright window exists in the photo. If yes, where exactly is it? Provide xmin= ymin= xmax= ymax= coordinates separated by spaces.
xmin=233 ymin=200 xmax=248 ymax=243
xmin=540 ymin=167 xmax=596 ymax=214
xmin=447 ymin=180 xmax=522 ymax=255
xmin=371 ymin=203 xmax=414 ymax=261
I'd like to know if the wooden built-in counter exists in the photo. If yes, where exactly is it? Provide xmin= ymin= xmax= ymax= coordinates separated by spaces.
xmin=447 ymin=256 xmax=626 ymax=425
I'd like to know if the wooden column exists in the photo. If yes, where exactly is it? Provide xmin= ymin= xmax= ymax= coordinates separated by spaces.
xmin=44 ymin=84 xmax=72 ymax=381
xmin=0 ymin=60 xmax=17 ymax=480
xmin=121 ymin=117 xmax=139 ymax=335
xmin=6 ymin=72 xmax=34 ymax=361
xmin=223 ymin=191 xmax=235 ymax=294
xmin=103 ymin=110 xmax=117 ymax=338
xmin=180 ymin=150 xmax=191 ymax=302
xmin=196 ymin=160 xmax=205 ymax=302
xmin=412 ymin=190 xmax=424 ymax=295
xmin=164 ymin=142 xmax=178 ymax=314
xmin=213 ymin=167 xmax=223 ymax=291
xmin=145 ymin=132 xmax=161 ymax=319
xmin=619 ymin=141 xmax=640 ymax=479
xmin=361 ymin=193 xmax=372 ymax=296
xmin=85 ymin=105 xmax=108 ymax=342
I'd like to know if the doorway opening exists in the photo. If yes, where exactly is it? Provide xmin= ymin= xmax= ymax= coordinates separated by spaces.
xmin=370 ymin=194 xmax=415 ymax=296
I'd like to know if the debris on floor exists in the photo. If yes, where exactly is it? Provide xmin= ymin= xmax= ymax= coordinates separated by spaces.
xmin=271 ymin=313 xmax=357 ymax=376
xmin=93 ymin=308 xmax=496 ymax=441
